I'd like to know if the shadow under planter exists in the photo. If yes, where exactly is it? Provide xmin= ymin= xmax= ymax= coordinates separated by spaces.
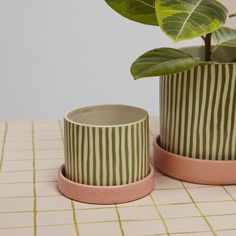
xmin=58 ymin=104 xmax=155 ymax=204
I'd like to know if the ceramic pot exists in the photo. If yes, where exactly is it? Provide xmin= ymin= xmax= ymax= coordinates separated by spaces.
xmin=154 ymin=46 xmax=236 ymax=184
xmin=63 ymin=104 xmax=150 ymax=186
xmin=160 ymin=62 xmax=236 ymax=160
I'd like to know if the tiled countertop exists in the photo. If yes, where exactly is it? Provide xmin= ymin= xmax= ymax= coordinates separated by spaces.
xmin=1 ymin=118 xmax=236 ymax=236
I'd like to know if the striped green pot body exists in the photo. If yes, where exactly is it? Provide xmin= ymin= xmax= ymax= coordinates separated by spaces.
xmin=64 ymin=105 xmax=150 ymax=186
xmin=160 ymin=63 xmax=236 ymax=160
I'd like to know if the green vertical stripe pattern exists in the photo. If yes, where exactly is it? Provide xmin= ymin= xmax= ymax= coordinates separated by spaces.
xmin=64 ymin=118 xmax=149 ymax=186
xmin=160 ymin=64 xmax=236 ymax=160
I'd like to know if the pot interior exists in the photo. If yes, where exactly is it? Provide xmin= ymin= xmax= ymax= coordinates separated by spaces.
xmin=65 ymin=105 xmax=148 ymax=126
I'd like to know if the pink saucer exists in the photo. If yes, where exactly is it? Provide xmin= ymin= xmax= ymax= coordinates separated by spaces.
xmin=153 ymin=136 xmax=236 ymax=185
xmin=57 ymin=165 xmax=155 ymax=204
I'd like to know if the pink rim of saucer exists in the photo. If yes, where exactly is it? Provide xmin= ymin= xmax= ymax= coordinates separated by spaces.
xmin=57 ymin=165 xmax=155 ymax=204
xmin=153 ymin=135 xmax=236 ymax=185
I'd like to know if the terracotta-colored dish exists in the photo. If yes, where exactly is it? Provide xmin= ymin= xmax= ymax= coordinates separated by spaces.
xmin=153 ymin=136 xmax=236 ymax=185
xmin=57 ymin=165 xmax=155 ymax=204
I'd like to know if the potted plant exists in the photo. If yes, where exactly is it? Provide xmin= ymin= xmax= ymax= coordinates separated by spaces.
xmin=105 ymin=0 xmax=236 ymax=184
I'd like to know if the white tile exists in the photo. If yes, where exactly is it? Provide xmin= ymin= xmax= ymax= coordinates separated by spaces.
xmin=1 ymin=160 xmax=32 ymax=172
xmin=77 ymin=208 xmax=117 ymax=223
xmin=74 ymin=202 xmax=114 ymax=210
xmin=35 ymin=149 xmax=64 ymax=159
xmin=0 ymin=197 xmax=33 ymax=213
xmin=36 ymin=182 xmax=60 ymax=196
xmin=207 ymin=215 xmax=236 ymax=231
xmin=79 ymin=222 xmax=121 ymax=236
xmin=3 ymin=150 xmax=33 ymax=160
xmin=0 ymin=227 xmax=34 ymax=236
xmin=188 ymin=187 xmax=232 ymax=202
xmin=224 ymin=186 xmax=236 ymax=199
xmin=34 ymin=140 xmax=63 ymax=150
xmin=172 ymin=233 xmax=212 ymax=236
xmin=4 ymin=141 xmax=32 ymax=151
xmin=217 ymin=230 xmax=236 ymax=236
xmin=0 ymin=212 xmax=33 ymax=228
xmin=166 ymin=217 xmax=209 ymax=234
xmin=37 ymin=196 xmax=71 ymax=211
xmin=37 ymin=211 xmax=74 ymax=226
xmin=36 ymin=170 xmax=58 ymax=182
xmin=35 ymin=159 xmax=63 ymax=170
xmin=7 ymin=122 xmax=32 ymax=132
xmin=38 ymin=225 xmax=76 ymax=236
xmin=152 ymin=189 xmax=192 ymax=204
xmin=154 ymin=175 xmax=183 ymax=189
xmin=34 ymin=130 xmax=61 ymax=140
xmin=197 ymin=201 xmax=236 ymax=216
xmin=0 ymin=171 xmax=32 ymax=184
xmin=122 ymin=220 xmax=166 ymax=236
xmin=182 ymin=182 xmax=211 ymax=188
xmin=118 ymin=195 xmax=152 ymax=207
xmin=0 ymin=183 xmax=33 ymax=197
xmin=34 ymin=122 xmax=60 ymax=131
xmin=118 ymin=206 xmax=159 ymax=221
xmin=6 ymin=132 xmax=32 ymax=142
xmin=159 ymin=203 xmax=200 ymax=219
xmin=0 ymin=122 xmax=6 ymax=132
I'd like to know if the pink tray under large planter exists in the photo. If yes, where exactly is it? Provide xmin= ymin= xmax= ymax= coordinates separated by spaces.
xmin=153 ymin=136 xmax=236 ymax=185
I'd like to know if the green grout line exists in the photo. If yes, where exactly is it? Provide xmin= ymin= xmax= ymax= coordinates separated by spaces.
xmin=181 ymin=182 xmax=216 ymax=236
xmin=58 ymin=120 xmax=64 ymax=146
xmin=4 ymin=158 xmax=63 ymax=162
xmin=5 ymin=138 xmax=63 ymax=143
xmin=32 ymin=122 xmax=37 ymax=236
xmin=71 ymin=201 xmax=80 ymax=236
xmin=1 ymin=221 xmax=236 ymax=233
xmin=58 ymin=120 xmax=80 ymax=236
xmin=0 ymin=122 xmax=8 ymax=171
xmin=223 ymin=186 xmax=236 ymax=201
xmin=0 ymin=180 xmax=57 ymax=185
xmin=115 ymin=205 xmax=125 ymax=236
xmin=3 ymin=148 xmax=64 ymax=152
xmin=1 ymin=168 xmax=58 ymax=173
xmin=149 ymin=194 xmax=170 ymax=236
xmin=0 ymin=194 xmax=235 ymax=205
xmin=3 ymin=209 xmax=236 ymax=220
xmin=169 ymin=231 xmax=211 ymax=235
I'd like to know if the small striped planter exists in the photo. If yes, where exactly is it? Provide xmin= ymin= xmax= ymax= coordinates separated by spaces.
xmin=58 ymin=105 xmax=155 ymax=204
xmin=155 ymin=63 xmax=236 ymax=184
xmin=63 ymin=105 xmax=150 ymax=186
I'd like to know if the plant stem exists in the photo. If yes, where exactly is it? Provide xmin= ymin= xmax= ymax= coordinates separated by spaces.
xmin=204 ymin=33 xmax=212 ymax=61
xmin=229 ymin=13 xmax=236 ymax=18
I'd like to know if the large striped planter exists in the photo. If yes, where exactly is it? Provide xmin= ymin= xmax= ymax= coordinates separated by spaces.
xmin=160 ymin=63 xmax=236 ymax=160
xmin=63 ymin=105 xmax=150 ymax=186
xmin=155 ymin=63 xmax=236 ymax=184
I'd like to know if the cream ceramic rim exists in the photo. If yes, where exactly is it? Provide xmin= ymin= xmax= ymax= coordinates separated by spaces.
xmin=64 ymin=104 xmax=149 ymax=128
xmin=153 ymin=135 xmax=236 ymax=185
xmin=57 ymin=164 xmax=155 ymax=204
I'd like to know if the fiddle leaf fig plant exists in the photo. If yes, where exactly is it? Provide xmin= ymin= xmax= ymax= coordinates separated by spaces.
xmin=131 ymin=48 xmax=200 ymax=79
xmin=105 ymin=0 xmax=236 ymax=79
xmin=105 ymin=0 xmax=157 ymax=25
xmin=213 ymin=27 xmax=236 ymax=47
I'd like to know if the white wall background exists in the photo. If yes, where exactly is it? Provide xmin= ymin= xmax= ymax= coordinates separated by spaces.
xmin=0 ymin=0 xmax=234 ymax=120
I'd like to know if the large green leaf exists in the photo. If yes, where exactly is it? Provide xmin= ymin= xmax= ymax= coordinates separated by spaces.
xmin=213 ymin=27 xmax=236 ymax=48
xmin=105 ymin=0 xmax=158 ymax=26
xmin=131 ymin=48 xmax=200 ymax=79
xmin=156 ymin=0 xmax=228 ymax=41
